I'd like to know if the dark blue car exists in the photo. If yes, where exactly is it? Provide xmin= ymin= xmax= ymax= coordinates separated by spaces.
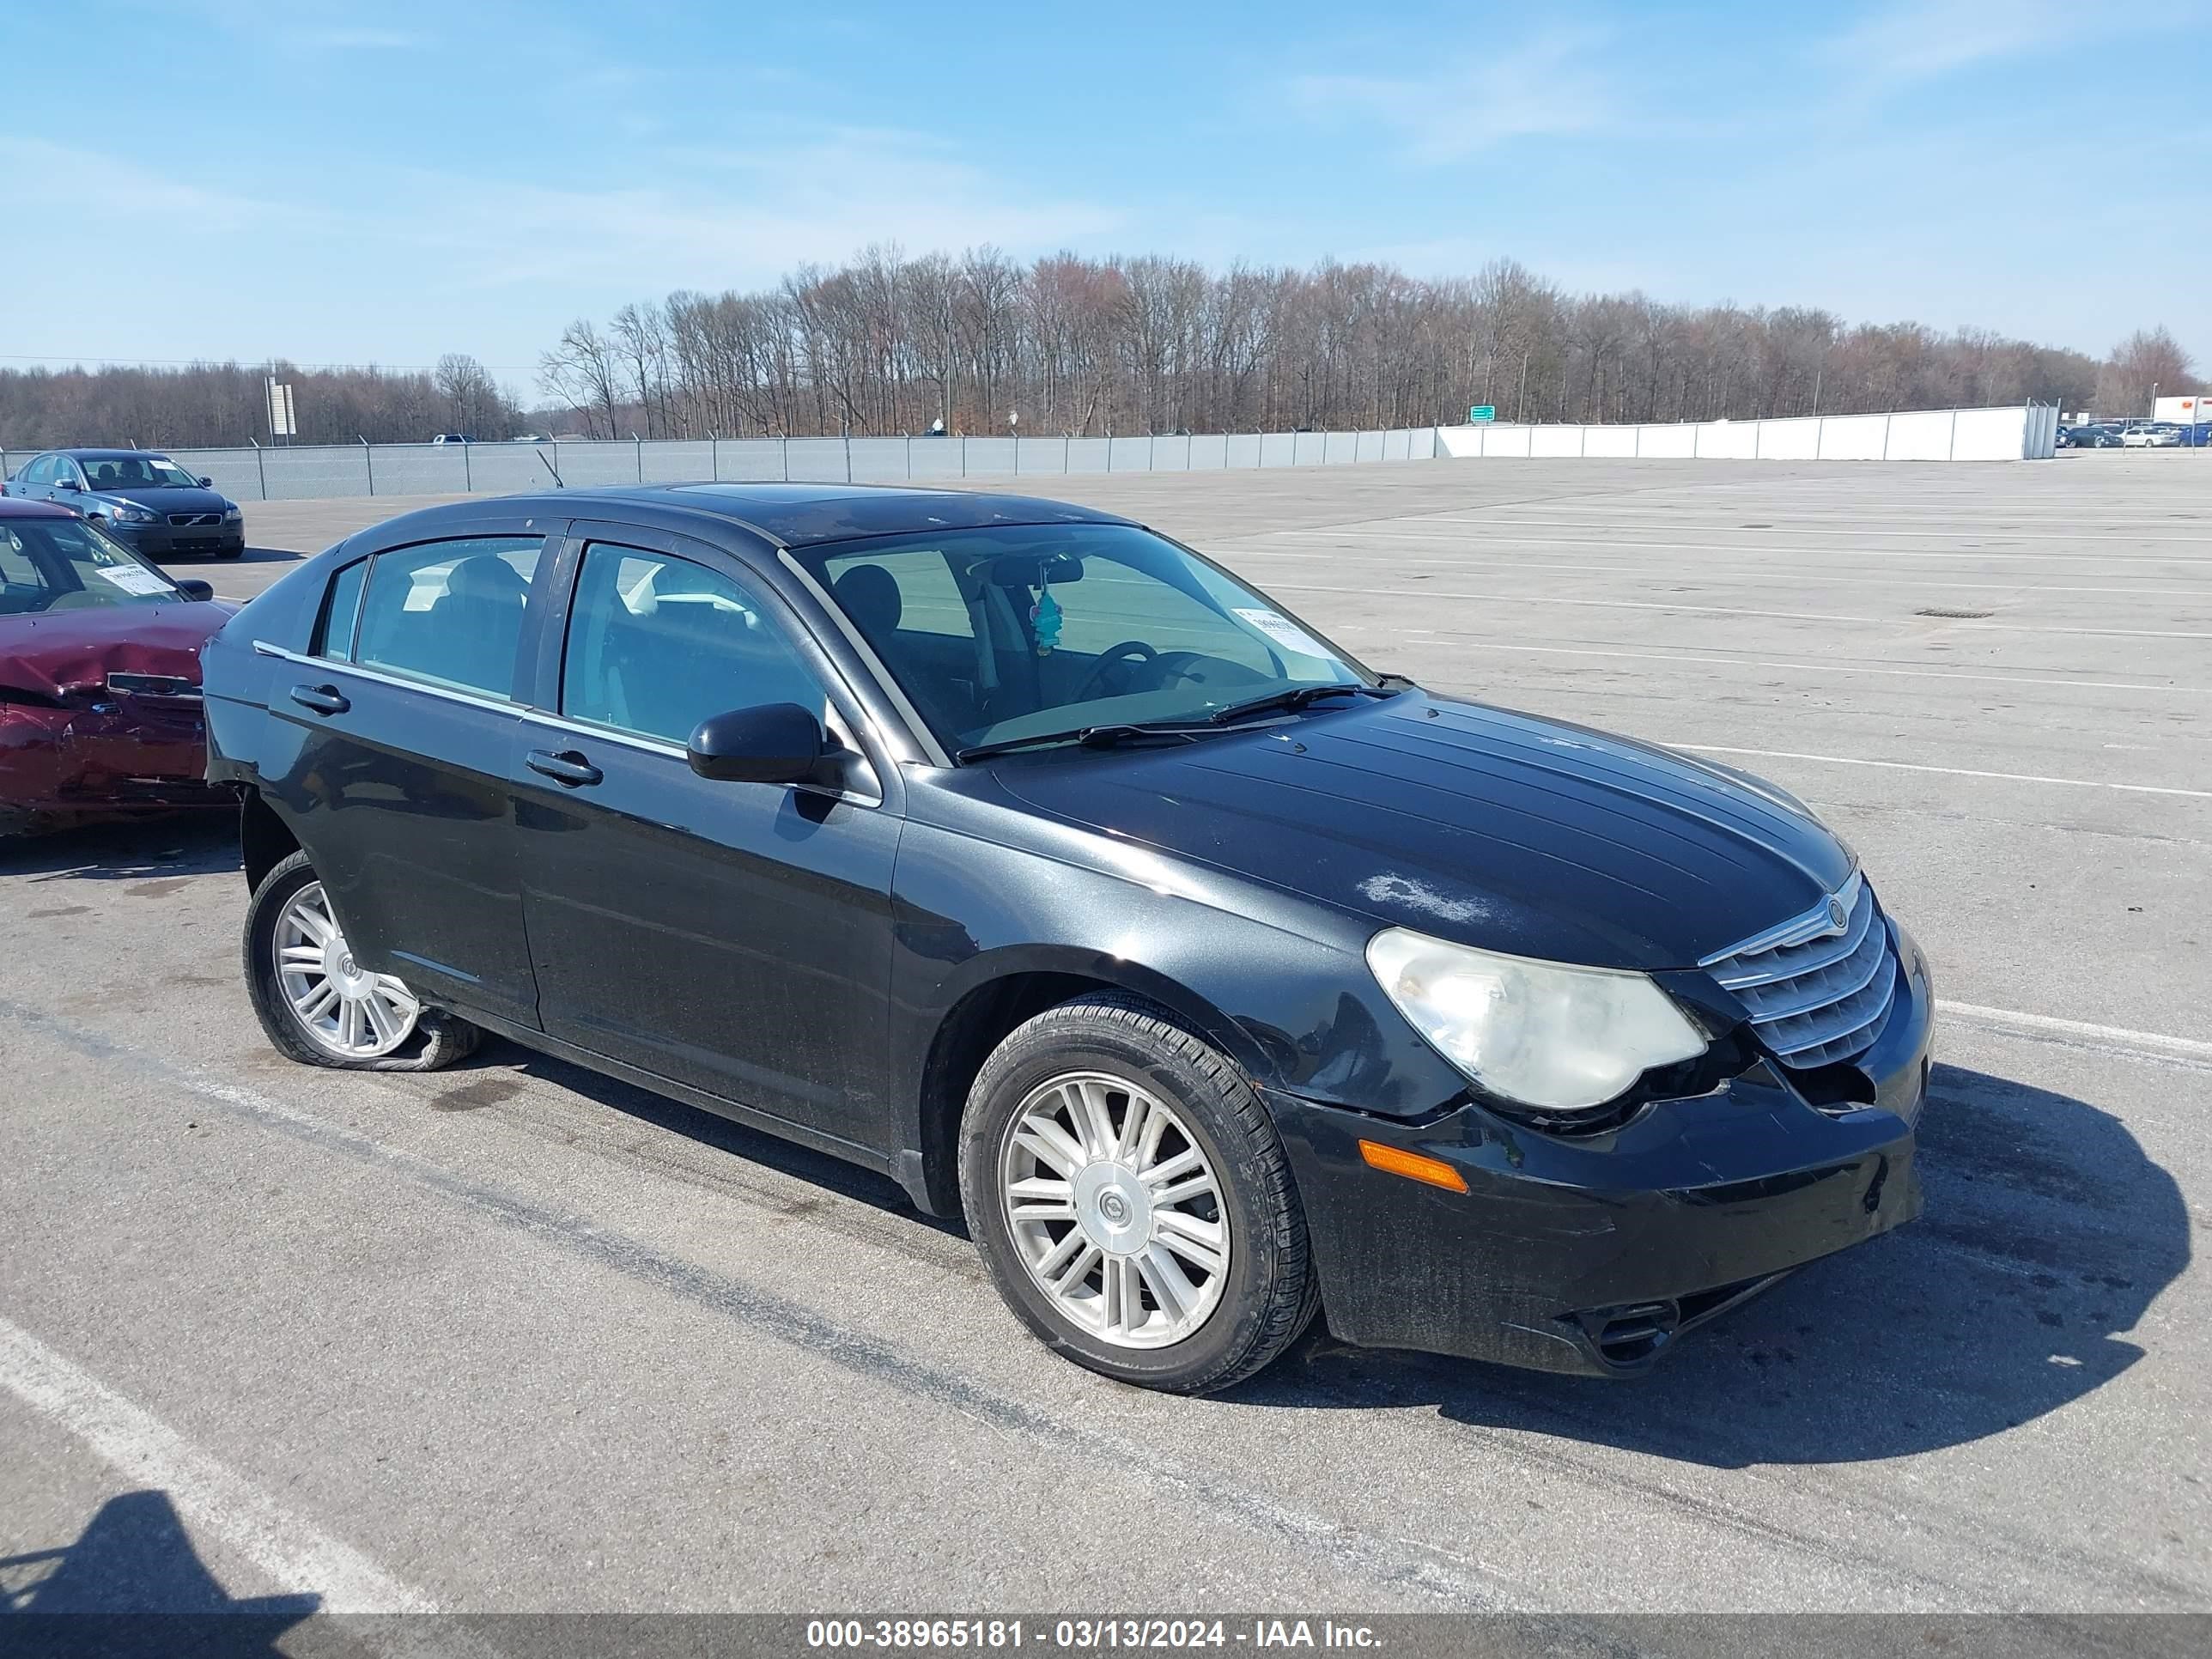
xmin=5 ymin=448 xmax=246 ymax=560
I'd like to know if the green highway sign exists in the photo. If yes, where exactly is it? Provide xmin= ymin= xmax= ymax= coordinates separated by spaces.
xmin=1468 ymin=405 xmax=1496 ymax=422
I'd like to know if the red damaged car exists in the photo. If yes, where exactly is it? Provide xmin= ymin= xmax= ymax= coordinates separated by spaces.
xmin=1 ymin=496 xmax=234 ymax=836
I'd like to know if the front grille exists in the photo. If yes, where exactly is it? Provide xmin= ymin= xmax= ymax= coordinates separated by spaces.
xmin=1701 ymin=872 xmax=1898 ymax=1068
xmin=167 ymin=512 xmax=222 ymax=526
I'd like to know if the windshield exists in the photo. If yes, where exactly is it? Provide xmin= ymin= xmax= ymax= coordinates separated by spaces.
xmin=79 ymin=456 xmax=201 ymax=491
xmin=0 ymin=516 xmax=184 ymax=615
xmin=796 ymin=522 xmax=1371 ymax=754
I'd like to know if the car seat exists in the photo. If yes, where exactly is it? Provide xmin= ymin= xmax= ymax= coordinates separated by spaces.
xmin=437 ymin=555 xmax=531 ymax=695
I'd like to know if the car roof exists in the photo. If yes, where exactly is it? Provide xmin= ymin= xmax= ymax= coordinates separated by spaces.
xmin=0 ymin=495 xmax=78 ymax=519
xmin=55 ymin=447 xmax=176 ymax=460
xmin=371 ymin=482 xmax=1138 ymax=550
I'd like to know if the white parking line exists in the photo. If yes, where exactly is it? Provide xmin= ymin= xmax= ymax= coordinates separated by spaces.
xmin=0 ymin=1313 xmax=435 ymax=1613
xmin=1264 ymin=526 xmax=2212 ymax=568
xmin=1395 ymin=637 xmax=2209 ymax=697
xmin=1938 ymin=1002 xmax=2212 ymax=1066
xmin=1231 ymin=544 xmax=2212 ymax=599
xmin=1267 ymin=579 xmax=2212 ymax=639
xmin=1411 ymin=515 xmax=2212 ymax=545
xmin=1679 ymin=744 xmax=2212 ymax=799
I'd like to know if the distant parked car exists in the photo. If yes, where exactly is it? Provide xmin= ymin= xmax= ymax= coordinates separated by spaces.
xmin=2121 ymin=423 xmax=2182 ymax=448
xmin=507 ymin=433 xmax=551 ymax=443
xmin=0 ymin=496 xmax=233 ymax=835
xmin=4 ymin=449 xmax=245 ymax=560
xmin=430 ymin=433 xmax=477 ymax=445
xmin=2063 ymin=425 xmax=2123 ymax=449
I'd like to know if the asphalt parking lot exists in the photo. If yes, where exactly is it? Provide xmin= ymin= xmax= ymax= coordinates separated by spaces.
xmin=3 ymin=452 xmax=2206 ymax=1617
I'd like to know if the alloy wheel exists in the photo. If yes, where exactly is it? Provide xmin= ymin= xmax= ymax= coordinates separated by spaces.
xmin=999 ymin=1071 xmax=1231 ymax=1349
xmin=272 ymin=880 xmax=422 ymax=1060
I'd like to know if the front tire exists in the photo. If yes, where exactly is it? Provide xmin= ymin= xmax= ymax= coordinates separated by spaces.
xmin=959 ymin=994 xmax=1317 ymax=1395
xmin=243 ymin=849 xmax=481 ymax=1072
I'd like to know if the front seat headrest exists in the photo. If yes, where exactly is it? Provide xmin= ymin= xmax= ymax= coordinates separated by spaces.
xmin=446 ymin=555 xmax=530 ymax=604
xmin=833 ymin=563 xmax=902 ymax=639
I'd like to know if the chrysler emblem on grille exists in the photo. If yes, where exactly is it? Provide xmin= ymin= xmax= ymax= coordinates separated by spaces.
xmin=1823 ymin=893 xmax=1850 ymax=934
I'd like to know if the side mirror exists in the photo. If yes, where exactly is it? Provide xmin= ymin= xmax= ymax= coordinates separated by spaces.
xmin=55 ymin=477 xmax=80 ymax=490
xmin=174 ymin=579 xmax=216 ymax=602
xmin=198 ymin=476 xmax=215 ymax=488
xmin=687 ymin=702 xmax=834 ymax=786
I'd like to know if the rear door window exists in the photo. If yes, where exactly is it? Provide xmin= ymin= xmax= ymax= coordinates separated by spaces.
xmin=353 ymin=536 xmax=541 ymax=699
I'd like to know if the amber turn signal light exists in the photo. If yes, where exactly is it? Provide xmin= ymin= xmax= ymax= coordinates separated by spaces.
xmin=1357 ymin=1139 xmax=1468 ymax=1194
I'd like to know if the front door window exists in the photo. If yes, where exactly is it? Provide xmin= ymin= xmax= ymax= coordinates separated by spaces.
xmin=561 ymin=544 xmax=828 ymax=745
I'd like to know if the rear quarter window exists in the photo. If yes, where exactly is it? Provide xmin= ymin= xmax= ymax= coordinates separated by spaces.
xmin=313 ymin=560 xmax=368 ymax=661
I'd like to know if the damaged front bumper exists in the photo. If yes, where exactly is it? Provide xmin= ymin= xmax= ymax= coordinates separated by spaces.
xmin=1268 ymin=946 xmax=1936 ymax=1376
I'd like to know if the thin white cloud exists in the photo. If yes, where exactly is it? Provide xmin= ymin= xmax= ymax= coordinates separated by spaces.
xmin=0 ymin=137 xmax=279 ymax=233
xmin=1288 ymin=28 xmax=1613 ymax=164
xmin=1826 ymin=0 xmax=2204 ymax=92
xmin=354 ymin=125 xmax=1123 ymax=295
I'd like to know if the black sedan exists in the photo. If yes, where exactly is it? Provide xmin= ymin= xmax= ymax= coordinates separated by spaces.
xmin=201 ymin=484 xmax=1933 ymax=1394
xmin=6 ymin=448 xmax=246 ymax=558
xmin=2059 ymin=425 xmax=2124 ymax=449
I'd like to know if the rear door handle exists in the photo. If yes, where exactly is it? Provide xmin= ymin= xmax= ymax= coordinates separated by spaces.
xmin=526 ymin=748 xmax=602 ymax=787
xmin=289 ymin=683 xmax=349 ymax=715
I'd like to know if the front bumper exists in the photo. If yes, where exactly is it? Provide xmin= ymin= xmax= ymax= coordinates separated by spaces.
xmin=99 ymin=518 xmax=246 ymax=560
xmin=1270 ymin=936 xmax=1935 ymax=1376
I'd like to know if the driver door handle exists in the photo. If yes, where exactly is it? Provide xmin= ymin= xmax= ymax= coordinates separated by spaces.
xmin=526 ymin=748 xmax=603 ymax=787
xmin=289 ymin=684 xmax=349 ymax=716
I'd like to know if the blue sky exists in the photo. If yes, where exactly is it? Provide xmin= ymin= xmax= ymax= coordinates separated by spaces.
xmin=5 ymin=0 xmax=2205 ymax=393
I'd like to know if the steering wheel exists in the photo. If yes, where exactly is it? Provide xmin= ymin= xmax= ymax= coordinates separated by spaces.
xmin=1073 ymin=640 xmax=1158 ymax=702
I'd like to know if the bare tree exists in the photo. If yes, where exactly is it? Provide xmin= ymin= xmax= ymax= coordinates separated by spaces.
xmin=537 ymin=319 xmax=623 ymax=438
xmin=2 ymin=253 xmax=2136 ymax=453
xmin=2099 ymin=326 xmax=2197 ymax=416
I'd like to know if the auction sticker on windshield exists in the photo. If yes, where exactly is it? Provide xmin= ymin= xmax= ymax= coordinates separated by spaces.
xmin=97 ymin=565 xmax=173 ymax=597
xmin=1232 ymin=607 xmax=1333 ymax=659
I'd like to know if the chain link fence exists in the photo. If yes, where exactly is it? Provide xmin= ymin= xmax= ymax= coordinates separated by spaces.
xmin=0 ymin=428 xmax=1445 ymax=503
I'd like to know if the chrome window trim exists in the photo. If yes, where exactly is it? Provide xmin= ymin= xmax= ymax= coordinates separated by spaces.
xmin=517 ymin=707 xmax=882 ymax=808
xmin=253 ymin=639 xmax=520 ymax=714
xmin=254 ymin=640 xmax=883 ymax=808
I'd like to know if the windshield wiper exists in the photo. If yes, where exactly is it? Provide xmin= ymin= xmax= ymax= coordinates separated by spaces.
xmin=955 ymin=723 xmax=1212 ymax=763
xmin=1205 ymin=681 xmax=1400 ymax=727
xmin=956 ymin=678 xmax=1419 ymax=762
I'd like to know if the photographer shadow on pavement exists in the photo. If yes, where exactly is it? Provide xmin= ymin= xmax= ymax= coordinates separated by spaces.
xmin=2 ymin=1489 xmax=316 ymax=1656
xmin=1240 ymin=1062 xmax=2190 ymax=1466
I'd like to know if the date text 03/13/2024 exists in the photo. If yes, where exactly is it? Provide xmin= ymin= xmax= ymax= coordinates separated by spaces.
xmin=803 ymin=1620 xmax=1382 ymax=1650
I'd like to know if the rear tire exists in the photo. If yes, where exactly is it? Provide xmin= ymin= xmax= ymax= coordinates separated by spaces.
xmin=959 ymin=994 xmax=1317 ymax=1395
xmin=243 ymin=849 xmax=481 ymax=1072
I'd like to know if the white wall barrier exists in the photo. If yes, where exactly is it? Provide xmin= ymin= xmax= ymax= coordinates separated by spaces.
xmin=15 ymin=424 xmax=1447 ymax=502
xmin=1436 ymin=404 xmax=2057 ymax=464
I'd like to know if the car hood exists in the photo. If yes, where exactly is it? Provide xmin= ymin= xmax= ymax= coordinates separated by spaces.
xmin=88 ymin=486 xmax=230 ymax=513
xmin=990 ymin=692 xmax=1852 ymax=971
xmin=0 ymin=602 xmax=232 ymax=701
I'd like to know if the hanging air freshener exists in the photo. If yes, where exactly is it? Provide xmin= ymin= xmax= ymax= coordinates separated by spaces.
xmin=1031 ymin=574 xmax=1062 ymax=657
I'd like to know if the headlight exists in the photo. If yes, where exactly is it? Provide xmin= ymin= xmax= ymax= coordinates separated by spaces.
xmin=102 ymin=501 xmax=159 ymax=524
xmin=1365 ymin=928 xmax=1707 ymax=1112
xmin=222 ymin=504 xmax=242 ymax=521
